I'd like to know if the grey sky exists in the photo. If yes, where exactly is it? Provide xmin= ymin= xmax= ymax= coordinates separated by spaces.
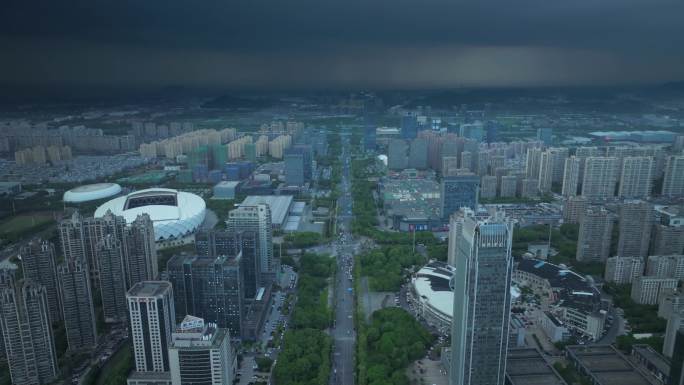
xmin=1 ymin=0 xmax=683 ymax=89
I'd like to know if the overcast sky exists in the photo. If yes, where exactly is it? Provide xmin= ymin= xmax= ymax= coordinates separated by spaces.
xmin=1 ymin=0 xmax=683 ymax=90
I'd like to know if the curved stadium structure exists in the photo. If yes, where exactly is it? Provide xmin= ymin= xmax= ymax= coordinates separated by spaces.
xmin=95 ymin=188 xmax=206 ymax=241
xmin=63 ymin=183 xmax=122 ymax=203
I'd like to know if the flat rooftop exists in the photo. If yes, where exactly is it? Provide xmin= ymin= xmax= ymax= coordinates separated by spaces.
xmin=241 ymin=195 xmax=294 ymax=226
xmin=127 ymin=281 xmax=171 ymax=298
xmin=506 ymin=348 xmax=568 ymax=385
xmin=566 ymin=345 xmax=658 ymax=385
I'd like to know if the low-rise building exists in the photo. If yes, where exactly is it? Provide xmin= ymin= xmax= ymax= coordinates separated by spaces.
xmin=566 ymin=345 xmax=659 ymax=385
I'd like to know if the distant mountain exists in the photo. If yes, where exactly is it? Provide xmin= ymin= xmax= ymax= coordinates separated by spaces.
xmin=201 ymin=95 xmax=278 ymax=109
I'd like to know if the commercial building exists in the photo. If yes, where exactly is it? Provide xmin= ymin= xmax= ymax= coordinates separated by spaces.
xmin=581 ymin=157 xmax=618 ymax=200
xmin=227 ymin=203 xmax=276 ymax=282
xmin=539 ymin=311 xmax=570 ymax=343
xmin=663 ymin=155 xmax=684 ymax=197
xmin=631 ymin=276 xmax=678 ymax=305
xmin=18 ymin=239 xmax=62 ymax=324
xmin=388 ymin=139 xmax=408 ymax=170
xmin=505 ymin=347 xmax=567 ymax=385
xmin=409 ymin=138 xmax=428 ymax=169
xmin=604 ymin=256 xmax=644 ymax=284
xmin=576 ymin=206 xmax=613 ymax=262
xmin=449 ymin=210 xmax=513 ymax=385
xmin=169 ymin=316 xmax=236 ymax=385
xmin=619 ymin=156 xmax=654 ymax=198
xmin=440 ymin=174 xmax=479 ymax=220
xmin=617 ymin=201 xmax=653 ymax=258
xmin=381 ymin=170 xmax=441 ymax=231
xmin=410 ymin=262 xmax=456 ymax=335
xmin=442 ymin=156 xmax=460 ymax=177
xmin=238 ymin=195 xmax=294 ymax=230
xmin=514 ymin=259 xmax=606 ymax=341
xmin=166 ymin=254 xmax=243 ymax=337
xmin=213 ymin=181 xmax=240 ymax=199
xmin=127 ymin=281 xmax=176 ymax=373
xmin=0 ymin=280 xmax=59 ymax=385
xmin=284 ymin=145 xmax=312 ymax=186
xmin=566 ymin=345 xmax=659 ymax=385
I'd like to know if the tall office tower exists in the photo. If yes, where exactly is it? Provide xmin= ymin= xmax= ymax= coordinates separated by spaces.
xmin=284 ymin=150 xmax=305 ymax=186
xmin=663 ymin=155 xmax=684 ymax=197
xmin=401 ymin=114 xmax=418 ymax=140
xmin=617 ymin=201 xmax=653 ymax=258
xmin=449 ymin=210 xmax=513 ymax=385
xmin=581 ymin=157 xmax=619 ymax=200
xmin=618 ymin=156 xmax=654 ymax=198
xmin=166 ymin=254 xmax=243 ymax=336
xmin=441 ymin=174 xmax=480 ymax=220
xmin=500 ymin=175 xmax=517 ymax=198
xmin=525 ymin=148 xmax=543 ymax=179
xmin=646 ymin=255 xmax=684 ymax=280
xmin=536 ymin=127 xmax=553 ymax=146
xmin=18 ymin=239 xmax=62 ymax=324
xmin=442 ymin=156 xmax=460 ymax=177
xmin=387 ymin=139 xmax=408 ymax=170
xmin=226 ymin=204 xmax=274 ymax=283
xmin=0 ymin=280 xmax=59 ymax=385
xmin=409 ymin=138 xmax=428 ymax=169
xmin=124 ymin=213 xmax=158 ymax=287
xmin=562 ymin=156 xmax=581 ymax=197
xmin=169 ymin=316 xmax=236 ymax=385
xmin=537 ymin=150 xmax=553 ymax=193
xmin=58 ymin=258 xmax=97 ymax=350
xmin=480 ymin=175 xmax=497 ymax=199
xmin=127 ymin=281 xmax=176 ymax=373
xmin=97 ymin=235 xmax=128 ymax=323
xmin=604 ymin=256 xmax=644 ymax=284
xmin=576 ymin=206 xmax=613 ymax=262
xmin=460 ymin=151 xmax=473 ymax=172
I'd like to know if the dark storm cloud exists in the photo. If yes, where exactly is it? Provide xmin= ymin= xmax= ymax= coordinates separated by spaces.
xmin=1 ymin=0 xmax=683 ymax=88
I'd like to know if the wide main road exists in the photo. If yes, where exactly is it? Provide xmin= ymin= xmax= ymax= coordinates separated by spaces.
xmin=330 ymin=131 xmax=356 ymax=385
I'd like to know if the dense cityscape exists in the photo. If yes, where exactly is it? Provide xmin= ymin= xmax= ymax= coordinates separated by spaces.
xmin=2 ymin=1 xmax=684 ymax=385
xmin=0 ymin=90 xmax=682 ymax=385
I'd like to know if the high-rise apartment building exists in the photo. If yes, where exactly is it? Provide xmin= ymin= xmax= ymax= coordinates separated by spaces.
xmin=617 ymin=201 xmax=652 ymax=258
xmin=663 ymin=155 xmax=684 ymax=197
xmin=18 ymin=239 xmax=62 ymax=324
xmin=284 ymin=145 xmax=312 ymax=186
xmin=449 ymin=210 xmax=513 ymax=385
xmin=619 ymin=156 xmax=654 ymax=198
xmin=604 ymin=256 xmax=644 ymax=284
xmin=652 ymin=205 xmax=684 ymax=256
xmin=525 ymin=148 xmax=542 ymax=179
xmin=441 ymin=174 xmax=479 ymax=220
xmin=538 ymin=151 xmax=553 ymax=193
xmin=127 ymin=281 xmax=176 ymax=373
xmin=582 ymin=157 xmax=618 ymax=200
xmin=442 ymin=156 xmax=460 ymax=177
xmin=646 ymin=255 xmax=684 ymax=280
xmin=226 ymin=204 xmax=275 ymax=283
xmin=169 ymin=316 xmax=236 ymax=385
xmin=562 ymin=156 xmax=580 ymax=197
xmin=664 ymin=312 xmax=684 ymax=359
xmin=631 ymin=276 xmax=678 ymax=305
xmin=124 ymin=213 xmax=158 ymax=287
xmin=97 ymin=235 xmax=128 ymax=323
xmin=500 ymin=175 xmax=517 ymax=198
xmin=0 ymin=280 xmax=59 ymax=385
xmin=58 ymin=258 xmax=97 ymax=350
xmin=576 ymin=206 xmax=613 ymax=262
xmin=480 ymin=175 xmax=497 ymax=199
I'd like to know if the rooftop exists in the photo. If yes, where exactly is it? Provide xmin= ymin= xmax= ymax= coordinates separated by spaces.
xmin=506 ymin=348 xmax=568 ymax=385
xmin=241 ymin=195 xmax=294 ymax=226
xmin=127 ymin=281 xmax=171 ymax=298
xmin=567 ymin=345 xmax=658 ymax=385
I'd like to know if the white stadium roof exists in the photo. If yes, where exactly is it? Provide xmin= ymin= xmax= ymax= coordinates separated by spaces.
xmin=64 ymin=183 xmax=122 ymax=203
xmin=95 ymin=188 xmax=206 ymax=241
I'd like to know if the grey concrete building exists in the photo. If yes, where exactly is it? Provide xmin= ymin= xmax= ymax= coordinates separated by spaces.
xmin=576 ymin=206 xmax=613 ymax=262
xmin=19 ymin=239 xmax=62 ymax=325
xmin=617 ymin=200 xmax=653 ymax=258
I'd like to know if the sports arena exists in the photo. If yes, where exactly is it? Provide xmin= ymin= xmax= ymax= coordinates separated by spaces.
xmin=63 ymin=183 xmax=122 ymax=203
xmin=95 ymin=188 xmax=206 ymax=243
